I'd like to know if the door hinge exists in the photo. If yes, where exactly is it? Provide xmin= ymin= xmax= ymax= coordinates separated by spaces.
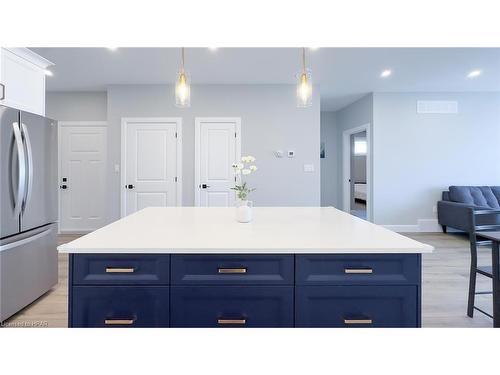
xmin=175 ymin=132 xmax=178 ymax=138
xmin=174 ymin=177 xmax=178 ymax=182
xmin=235 ymin=132 xmax=237 ymax=138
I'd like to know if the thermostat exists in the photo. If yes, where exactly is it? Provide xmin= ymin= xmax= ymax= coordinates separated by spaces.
xmin=287 ymin=150 xmax=295 ymax=158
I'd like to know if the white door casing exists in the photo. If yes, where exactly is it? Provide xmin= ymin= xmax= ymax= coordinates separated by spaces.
xmin=121 ymin=118 xmax=182 ymax=217
xmin=195 ymin=117 xmax=241 ymax=207
xmin=58 ymin=122 xmax=107 ymax=233
xmin=342 ymin=123 xmax=372 ymax=221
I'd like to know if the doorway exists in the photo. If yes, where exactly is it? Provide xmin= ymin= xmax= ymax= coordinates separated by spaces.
xmin=58 ymin=121 xmax=107 ymax=233
xmin=195 ymin=117 xmax=241 ymax=207
xmin=342 ymin=124 xmax=371 ymax=221
xmin=121 ymin=117 xmax=182 ymax=217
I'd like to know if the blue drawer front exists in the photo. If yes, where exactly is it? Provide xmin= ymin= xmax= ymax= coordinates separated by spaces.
xmin=171 ymin=255 xmax=294 ymax=285
xmin=296 ymin=254 xmax=420 ymax=285
xmin=71 ymin=286 xmax=169 ymax=327
xmin=295 ymin=285 xmax=418 ymax=327
xmin=170 ymin=286 xmax=294 ymax=327
xmin=73 ymin=254 xmax=170 ymax=285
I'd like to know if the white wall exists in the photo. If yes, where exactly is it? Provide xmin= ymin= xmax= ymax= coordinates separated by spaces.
xmin=373 ymin=92 xmax=500 ymax=228
xmin=320 ymin=111 xmax=338 ymax=206
xmin=105 ymin=84 xmax=320 ymax=221
xmin=46 ymin=91 xmax=107 ymax=121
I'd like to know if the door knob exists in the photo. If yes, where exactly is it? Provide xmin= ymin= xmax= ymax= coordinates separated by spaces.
xmin=200 ymin=184 xmax=210 ymax=189
xmin=125 ymin=184 xmax=135 ymax=189
xmin=60 ymin=184 xmax=68 ymax=189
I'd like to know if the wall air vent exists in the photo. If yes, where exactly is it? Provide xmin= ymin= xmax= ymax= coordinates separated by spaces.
xmin=416 ymin=100 xmax=458 ymax=114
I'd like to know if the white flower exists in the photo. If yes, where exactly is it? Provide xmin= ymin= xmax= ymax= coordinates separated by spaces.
xmin=242 ymin=169 xmax=251 ymax=175
xmin=234 ymin=168 xmax=241 ymax=175
xmin=249 ymin=165 xmax=257 ymax=172
xmin=241 ymin=155 xmax=256 ymax=163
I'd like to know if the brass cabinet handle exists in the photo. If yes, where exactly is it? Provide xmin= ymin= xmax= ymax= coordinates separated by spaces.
xmin=105 ymin=267 xmax=135 ymax=273
xmin=104 ymin=319 xmax=135 ymax=325
xmin=217 ymin=318 xmax=247 ymax=325
xmin=218 ymin=267 xmax=247 ymax=274
xmin=344 ymin=268 xmax=373 ymax=274
xmin=344 ymin=319 xmax=373 ymax=325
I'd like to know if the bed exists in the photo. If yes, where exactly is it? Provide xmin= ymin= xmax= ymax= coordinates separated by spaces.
xmin=354 ymin=183 xmax=367 ymax=202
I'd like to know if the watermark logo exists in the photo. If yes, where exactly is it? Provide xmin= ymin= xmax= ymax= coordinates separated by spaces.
xmin=1 ymin=320 xmax=49 ymax=328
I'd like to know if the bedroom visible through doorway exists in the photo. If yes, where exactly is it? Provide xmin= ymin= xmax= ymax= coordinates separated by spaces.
xmin=350 ymin=131 xmax=367 ymax=219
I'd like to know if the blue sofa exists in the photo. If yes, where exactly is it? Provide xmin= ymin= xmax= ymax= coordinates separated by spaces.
xmin=437 ymin=186 xmax=500 ymax=233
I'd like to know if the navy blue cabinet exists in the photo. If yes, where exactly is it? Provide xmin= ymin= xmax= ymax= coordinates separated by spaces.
xmin=295 ymin=286 xmax=418 ymax=327
xmin=69 ymin=253 xmax=422 ymax=328
xmin=171 ymin=286 xmax=294 ymax=327
xmin=73 ymin=254 xmax=170 ymax=285
xmin=171 ymin=255 xmax=294 ymax=285
xmin=296 ymin=254 xmax=420 ymax=285
xmin=72 ymin=286 xmax=170 ymax=328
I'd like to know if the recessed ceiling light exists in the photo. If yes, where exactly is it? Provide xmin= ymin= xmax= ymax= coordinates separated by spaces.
xmin=309 ymin=47 xmax=320 ymax=51
xmin=107 ymin=47 xmax=118 ymax=51
xmin=467 ymin=70 xmax=482 ymax=78
xmin=44 ymin=69 xmax=53 ymax=77
xmin=208 ymin=47 xmax=218 ymax=51
xmin=380 ymin=69 xmax=392 ymax=78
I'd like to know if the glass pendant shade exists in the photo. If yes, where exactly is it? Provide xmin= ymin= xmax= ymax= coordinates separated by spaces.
xmin=296 ymin=69 xmax=312 ymax=108
xmin=175 ymin=69 xmax=191 ymax=108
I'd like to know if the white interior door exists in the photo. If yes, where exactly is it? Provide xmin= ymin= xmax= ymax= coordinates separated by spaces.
xmin=195 ymin=118 xmax=241 ymax=207
xmin=122 ymin=118 xmax=181 ymax=216
xmin=59 ymin=124 xmax=107 ymax=232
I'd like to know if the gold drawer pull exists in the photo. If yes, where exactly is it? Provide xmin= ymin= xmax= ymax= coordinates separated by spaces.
xmin=218 ymin=268 xmax=247 ymax=274
xmin=105 ymin=267 xmax=135 ymax=273
xmin=344 ymin=319 xmax=373 ymax=325
xmin=344 ymin=268 xmax=373 ymax=274
xmin=217 ymin=318 xmax=247 ymax=325
xmin=104 ymin=319 xmax=135 ymax=325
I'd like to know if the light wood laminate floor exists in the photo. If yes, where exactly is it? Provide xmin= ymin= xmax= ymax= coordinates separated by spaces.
xmin=1 ymin=232 xmax=495 ymax=328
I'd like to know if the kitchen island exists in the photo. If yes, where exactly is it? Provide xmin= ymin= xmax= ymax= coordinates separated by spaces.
xmin=58 ymin=207 xmax=433 ymax=328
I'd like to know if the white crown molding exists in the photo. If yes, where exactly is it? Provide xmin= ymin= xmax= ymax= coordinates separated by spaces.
xmin=3 ymin=47 xmax=54 ymax=69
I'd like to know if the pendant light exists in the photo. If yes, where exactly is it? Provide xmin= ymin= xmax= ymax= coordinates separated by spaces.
xmin=296 ymin=47 xmax=312 ymax=108
xmin=175 ymin=47 xmax=191 ymax=108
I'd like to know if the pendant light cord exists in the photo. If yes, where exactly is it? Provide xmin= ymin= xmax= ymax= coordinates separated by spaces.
xmin=181 ymin=47 xmax=185 ymax=73
xmin=302 ymin=47 xmax=306 ymax=73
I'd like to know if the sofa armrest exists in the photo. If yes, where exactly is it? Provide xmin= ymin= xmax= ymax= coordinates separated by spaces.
xmin=437 ymin=200 xmax=480 ymax=232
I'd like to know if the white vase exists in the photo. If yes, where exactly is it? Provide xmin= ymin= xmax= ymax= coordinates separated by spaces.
xmin=236 ymin=200 xmax=253 ymax=223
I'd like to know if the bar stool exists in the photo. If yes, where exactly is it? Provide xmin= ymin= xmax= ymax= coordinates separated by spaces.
xmin=467 ymin=208 xmax=500 ymax=318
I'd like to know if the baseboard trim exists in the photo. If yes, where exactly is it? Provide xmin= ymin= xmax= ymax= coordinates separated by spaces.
xmin=383 ymin=219 xmax=441 ymax=233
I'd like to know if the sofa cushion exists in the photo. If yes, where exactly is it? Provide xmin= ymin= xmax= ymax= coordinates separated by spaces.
xmin=449 ymin=186 xmax=500 ymax=208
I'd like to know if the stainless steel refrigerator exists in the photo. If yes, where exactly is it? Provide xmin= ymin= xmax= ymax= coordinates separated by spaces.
xmin=0 ymin=105 xmax=58 ymax=322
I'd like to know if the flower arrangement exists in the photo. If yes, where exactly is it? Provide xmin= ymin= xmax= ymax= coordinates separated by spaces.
xmin=231 ymin=155 xmax=257 ymax=201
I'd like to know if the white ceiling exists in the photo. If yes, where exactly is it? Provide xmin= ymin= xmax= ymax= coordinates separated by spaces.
xmin=31 ymin=47 xmax=500 ymax=111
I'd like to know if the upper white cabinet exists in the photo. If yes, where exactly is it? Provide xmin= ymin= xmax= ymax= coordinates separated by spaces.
xmin=0 ymin=48 xmax=53 ymax=116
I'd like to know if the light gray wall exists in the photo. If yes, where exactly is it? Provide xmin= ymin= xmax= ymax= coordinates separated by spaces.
xmin=335 ymin=94 xmax=373 ymax=209
xmin=372 ymin=92 xmax=500 ymax=226
xmin=106 ymin=84 xmax=320 ymax=221
xmin=320 ymin=111 xmax=339 ymax=207
xmin=46 ymin=91 xmax=107 ymax=121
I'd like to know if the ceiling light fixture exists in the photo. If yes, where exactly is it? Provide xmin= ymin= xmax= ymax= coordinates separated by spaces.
xmin=380 ymin=69 xmax=392 ymax=78
xmin=175 ymin=47 xmax=191 ymax=108
xmin=107 ymin=47 xmax=118 ymax=51
xmin=44 ymin=69 xmax=53 ymax=77
xmin=296 ymin=47 xmax=312 ymax=108
xmin=467 ymin=70 xmax=482 ymax=78
xmin=208 ymin=47 xmax=218 ymax=51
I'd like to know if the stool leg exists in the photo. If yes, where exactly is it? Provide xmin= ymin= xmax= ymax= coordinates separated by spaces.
xmin=492 ymin=241 xmax=500 ymax=327
xmin=468 ymin=235 xmax=478 ymax=318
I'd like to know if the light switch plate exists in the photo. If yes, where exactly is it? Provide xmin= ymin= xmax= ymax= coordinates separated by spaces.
xmin=114 ymin=164 xmax=120 ymax=173
xmin=303 ymin=164 xmax=314 ymax=172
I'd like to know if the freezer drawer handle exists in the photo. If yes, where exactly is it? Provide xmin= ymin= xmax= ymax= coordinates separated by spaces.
xmin=344 ymin=267 xmax=373 ymax=274
xmin=0 ymin=83 xmax=5 ymax=100
xmin=0 ymin=228 xmax=52 ymax=252
xmin=104 ymin=319 xmax=135 ymax=325
xmin=217 ymin=318 xmax=246 ymax=325
xmin=344 ymin=318 xmax=373 ymax=325
xmin=105 ymin=267 xmax=136 ymax=273
xmin=218 ymin=267 xmax=247 ymax=274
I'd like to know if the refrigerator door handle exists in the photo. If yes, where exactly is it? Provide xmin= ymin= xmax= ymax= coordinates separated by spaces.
xmin=12 ymin=122 xmax=26 ymax=217
xmin=20 ymin=123 xmax=33 ymax=211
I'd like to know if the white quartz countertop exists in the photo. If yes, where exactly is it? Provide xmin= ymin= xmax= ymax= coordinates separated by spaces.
xmin=57 ymin=207 xmax=433 ymax=254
